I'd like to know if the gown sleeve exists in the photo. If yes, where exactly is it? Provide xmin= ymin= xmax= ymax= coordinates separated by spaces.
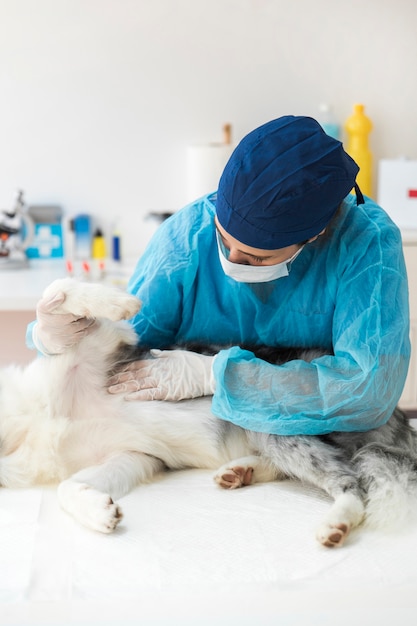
xmin=126 ymin=203 xmax=209 ymax=348
xmin=211 ymin=216 xmax=411 ymax=435
xmin=126 ymin=232 xmax=188 ymax=348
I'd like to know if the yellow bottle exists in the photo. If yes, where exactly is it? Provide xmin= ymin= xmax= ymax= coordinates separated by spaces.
xmin=344 ymin=104 xmax=373 ymax=198
xmin=92 ymin=228 xmax=107 ymax=259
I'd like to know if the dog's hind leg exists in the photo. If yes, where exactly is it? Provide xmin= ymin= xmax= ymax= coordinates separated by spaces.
xmin=214 ymin=455 xmax=282 ymax=489
xmin=57 ymin=451 xmax=164 ymax=533
xmin=354 ymin=444 xmax=417 ymax=530
xmin=315 ymin=490 xmax=365 ymax=548
xmin=248 ymin=433 xmax=365 ymax=548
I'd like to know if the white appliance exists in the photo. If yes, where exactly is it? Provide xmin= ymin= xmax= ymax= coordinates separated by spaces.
xmin=378 ymin=159 xmax=417 ymax=229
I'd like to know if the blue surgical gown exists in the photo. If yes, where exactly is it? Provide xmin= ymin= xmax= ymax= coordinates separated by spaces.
xmin=127 ymin=192 xmax=410 ymax=436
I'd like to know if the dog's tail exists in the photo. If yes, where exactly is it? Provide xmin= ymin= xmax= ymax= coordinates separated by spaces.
xmin=354 ymin=443 xmax=417 ymax=530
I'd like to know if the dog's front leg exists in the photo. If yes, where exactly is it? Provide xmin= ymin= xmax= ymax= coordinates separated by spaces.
xmin=57 ymin=451 xmax=164 ymax=532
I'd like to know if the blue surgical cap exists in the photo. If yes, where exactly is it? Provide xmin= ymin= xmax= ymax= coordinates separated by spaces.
xmin=216 ymin=115 xmax=359 ymax=249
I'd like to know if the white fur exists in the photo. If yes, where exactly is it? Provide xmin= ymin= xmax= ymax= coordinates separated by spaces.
xmin=0 ymin=278 xmax=415 ymax=548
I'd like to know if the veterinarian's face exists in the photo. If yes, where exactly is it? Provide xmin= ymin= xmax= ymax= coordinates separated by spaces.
xmin=215 ymin=217 xmax=324 ymax=283
xmin=215 ymin=217 xmax=301 ymax=266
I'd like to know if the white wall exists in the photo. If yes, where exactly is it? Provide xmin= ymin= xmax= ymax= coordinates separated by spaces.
xmin=0 ymin=0 xmax=416 ymax=258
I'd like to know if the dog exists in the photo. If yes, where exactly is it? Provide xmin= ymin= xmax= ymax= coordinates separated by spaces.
xmin=1 ymin=278 xmax=416 ymax=548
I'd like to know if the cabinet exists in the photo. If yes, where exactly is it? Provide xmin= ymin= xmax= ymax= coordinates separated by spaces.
xmin=0 ymin=310 xmax=36 ymax=366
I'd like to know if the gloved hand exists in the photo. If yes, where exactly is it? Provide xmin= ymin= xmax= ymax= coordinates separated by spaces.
xmin=32 ymin=291 xmax=96 ymax=355
xmin=107 ymin=349 xmax=216 ymax=401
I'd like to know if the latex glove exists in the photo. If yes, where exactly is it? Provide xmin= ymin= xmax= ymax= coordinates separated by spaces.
xmin=33 ymin=291 xmax=96 ymax=355
xmin=107 ymin=349 xmax=216 ymax=401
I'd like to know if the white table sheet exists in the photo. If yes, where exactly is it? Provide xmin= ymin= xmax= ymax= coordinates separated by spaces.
xmin=2 ymin=456 xmax=417 ymax=625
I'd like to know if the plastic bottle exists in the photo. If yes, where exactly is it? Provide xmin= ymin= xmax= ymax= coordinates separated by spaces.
xmin=110 ymin=219 xmax=122 ymax=262
xmin=112 ymin=231 xmax=121 ymax=261
xmin=92 ymin=227 xmax=107 ymax=259
xmin=344 ymin=104 xmax=373 ymax=197
xmin=73 ymin=214 xmax=91 ymax=260
xmin=318 ymin=103 xmax=340 ymax=140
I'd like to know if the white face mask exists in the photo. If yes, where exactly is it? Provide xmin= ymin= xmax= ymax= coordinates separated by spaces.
xmin=216 ymin=232 xmax=304 ymax=283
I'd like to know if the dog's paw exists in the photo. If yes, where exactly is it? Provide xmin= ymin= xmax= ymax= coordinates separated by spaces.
xmin=42 ymin=278 xmax=140 ymax=321
xmin=99 ymin=292 xmax=141 ymax=322
xmin=214 ymin=464 xmax=254 ymax=489
xmin=214 ymin=455 xmax=279 ymax=490
xmin=316 ymin=493 xmax=365 ymax=548
xmin=316 ymin=522 xmax=351 ymax=548
xmin=58 ymin=481 xmax=123 ymax=533
xmin=86 ymin=490 xmax=124 ymax=533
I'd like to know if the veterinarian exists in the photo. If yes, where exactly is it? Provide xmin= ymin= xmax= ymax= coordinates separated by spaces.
xmin=28 ymin=116 xmax=411 ymax=436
